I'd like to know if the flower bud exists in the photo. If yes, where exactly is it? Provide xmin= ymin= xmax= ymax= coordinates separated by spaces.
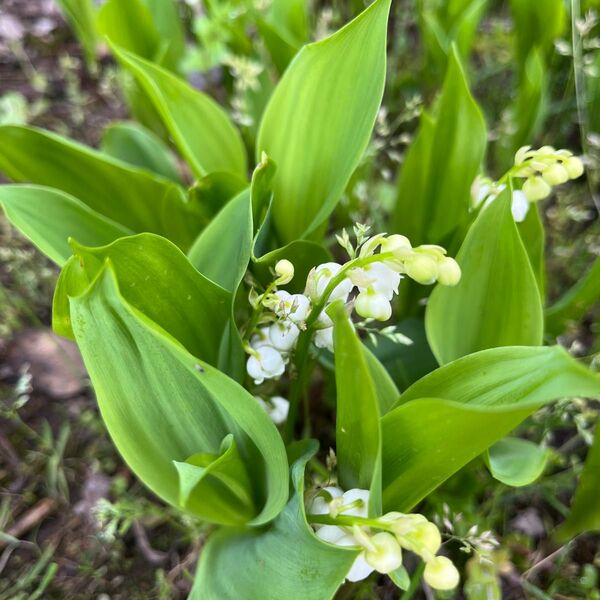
xmin=363 ymin=532 xmax=403 ymax=574
xmin=268 ymin=321 xmax=300 ymax=352
xmin=564 ymin=156 xmax=584 ymax=179
xmin=355 ymin=289 xmax=392 ymax=321
xmin=522 ymin=176 xmax=551 ymax=202
xmin=514 ymin=145 xmax=531 ymax=165
xmin=274 ymin=259 xmax=294 ymax=284
xmin=402 ymin=521 xmax=441 ymax=559
xmin=423 ymin=556 xmax=460 ymax=590
xmin=405 ymin=253 xmax=438 ymax=285
xmin=542 ymin=163 xmax=569 ymax=185
xmin=436 ymin=257 xmax=461 ymax=287
xmin=381 ymin=234 xmax=412 ymax=253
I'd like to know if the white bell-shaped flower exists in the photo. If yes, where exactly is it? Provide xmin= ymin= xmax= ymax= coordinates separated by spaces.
xmin=355 ymin=288 xmax=392 ymax=322
xmin=272 ymin=291 xmax=311 ymax=323
xmin=314 ymin=326 xmax=334 ymax=352
xmin=268 ymin=320 xmax=300 ymax=352
xmin=511 ymin=189 xmax=530 ymax=223
xmin=349 ymin=262 xmax=401 ymax=301
xmin=246 ymin=345 xmax=286 ymax=385
xmin=336 ymin=535 xmax=376 ymax=582
xmin=363 ymin=532 xmax=403 ymax=574
xmin=306 ymin=262 xmax=354 ymax=303
xmin=255 ymin=395 xmax=290 ymax=425
xmin=309 ymin=486 xmax=344 ymax=517
xmin=423 ymin=555 xmax=460 ymax=590
xmin=339 ymin=488 xmax=370 ymax=517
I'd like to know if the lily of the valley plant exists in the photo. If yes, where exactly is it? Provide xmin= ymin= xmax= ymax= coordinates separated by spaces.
xmin=0 ymin=1 xmax=598 ymax=598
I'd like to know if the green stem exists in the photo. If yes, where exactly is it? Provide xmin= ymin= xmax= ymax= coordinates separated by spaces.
xmin=400 ymin=562 xmax=425 ymax=600
xmin=283 ymin=251 xmax=397 ymax=441
xmin=306 ymin=513 xmax=393 ymax=532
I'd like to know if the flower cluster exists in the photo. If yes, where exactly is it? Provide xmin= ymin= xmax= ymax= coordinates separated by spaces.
xmin=308 ymin=486 xmax=459 ymax=590
xmin=513 ymin=145 xmax=584 ymax=201
xmin=471 ymin=145 xmax=584 ymax=223
xmin=245 ymin=229 xmax=461 ymax=386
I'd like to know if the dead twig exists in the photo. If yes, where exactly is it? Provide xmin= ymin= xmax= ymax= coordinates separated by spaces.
xmin=1 ymin=497 xmax=57 ymax=548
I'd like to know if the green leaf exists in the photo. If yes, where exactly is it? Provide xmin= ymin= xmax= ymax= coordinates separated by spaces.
xmin=0 ymin=125 xmax=197 ymax=247
xmin=191 ymin=440 xmax=356 ymax=600
xmin=257 ymin=0 xmax=391 ymax=242
xmin=53 ymin=234 xmax=230 ymax=367
xmin=143 ymin=0 xmax=186 ymax=72
xmin=268 ymin=0 xmax=309 ymax=46
xmin=545 ymin=258 xmax=600 ymax=335
xmin=517 ymin=201 xmax=546 ymax=299
xmin=426 ymin=189 xmax=544 ymax=365
xmin=0 ymin=185 xmax=131 ymax=266
xmin=188 ymin=171 xmax=248 ymax=219
xmin=111 ymin=44 xmax=247 ymax=178
xmin=381 ymin=345 xmax=600 ymax=511
xmin=188 ymin=189 xmax=252 ymax=293
xmin=55 ymin=0 xmax=98 ymax=67
xmin=331 ymin=302 xmax=382 ymax=513
xmin=68 ymin=261 xmax=288 ymax=525
xmin=389 ymin=565 xmax=411 ymax=590
xmin=486 ymin=438 xmax=549 ymax=487
xmin=557 ymin=420 xmax=600 ymax=539
xmin=364 ymin=318 xmax=438 ymax=394
xmin=97 ymin=0 xmax=161 ymax=61
xmin=393 ymin=48 xmax=486 ymax=245
xmin=100 ymin=121 xmax=181 ymax=183
xmin=364 ymin=346 xmax=400 ymax=415
xmin=174 ymin=434 xmax=255 ymax=524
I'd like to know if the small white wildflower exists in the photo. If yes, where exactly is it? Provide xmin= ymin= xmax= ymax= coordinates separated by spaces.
xmin=246 ymin=346 xmax=285 ymax=385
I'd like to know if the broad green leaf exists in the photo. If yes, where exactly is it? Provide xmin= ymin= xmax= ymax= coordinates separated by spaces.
xmin=393 ymin=48 xmax=486 ymax=245
xmin=517 ymin=201 xmax=545 ymax=299
xmin=188 ymin=171 xmax=248 ymax=219
xmin=143 ymin=0 xmax=186 ymax=71
xmin=486 ymin=438 xmax=549 ymax=487
xmin=174 ymin=434 xmax=255 ymax=524
xmin=509 ymin=0 xmax=566 ymax=62
xmin=53 ymin=234 xmax=230 ymax=367
xmin=426 ymin=189 xmax=544 ymax=365
xmin=382 ymin=346 xmax=600 ymax=511
xmin=100 ymin=121 xmax=181 ymax=183
xmin=191 ymin=440 xmax=356 ymax=600
xmin=269 ymin=0 xmax=308 ymax=46
xmin=111 ymin=44 xmax=247 ymax=178
xmin=55 ymin=0 xmax=98 ymax=67
xmin=258 ymin=19 xmax=299 ymax=74
xmin=331 ymin=302 xmax=382 ymax=513
xmin=512 ymin=49 xmax=548 ymax=151
xmin=365 ymin=318 xmax=438 ymax=394
xmin=0 ymin=125 xmax=196 ymax=246
xmin=69 ymin=261 xmax=288 ymax=525
xmin=257 ymin=0 xmax=391 ymax=242
xmin=0 ymin=185 xmax=131 ymax=266
xmin=557 ymin=420 xmax=600 ymax=539
xmin=188 ymin=189 xmax=252 ymax=293
xmin=394 ymin=346 xmax=600 ymax=409
xmin=545 ymin=258 xmax=600 ymax=335
xmin=364 ymin=346 xmax=400 ymax=415
xmin=97 ymin=0 xmax=160 ymax=61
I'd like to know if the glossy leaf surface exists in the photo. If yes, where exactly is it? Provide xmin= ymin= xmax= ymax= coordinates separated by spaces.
xmin=112 ymin=45 xmax=247 ymax=178
xmin=257 ymin=0 xmax=390 ymax=242
xmin=0 ymin=185 xmax=131 ymax=266
xmin=382 ymin=346 xmax=600 ymax=511
xmin=426 ymin=189 xmax=544 ymax=364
